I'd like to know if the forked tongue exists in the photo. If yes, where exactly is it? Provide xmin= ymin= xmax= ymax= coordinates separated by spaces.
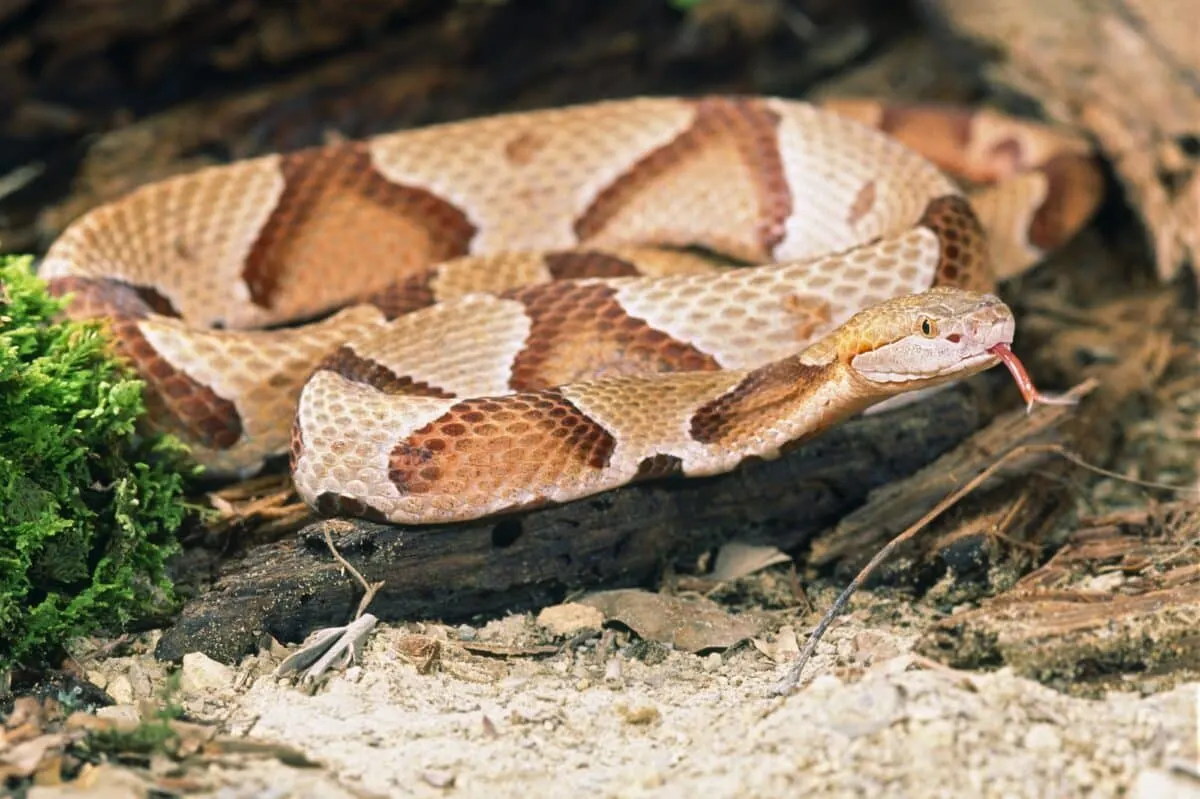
xmin=988 ymin=343 xmax=1079 ymax=413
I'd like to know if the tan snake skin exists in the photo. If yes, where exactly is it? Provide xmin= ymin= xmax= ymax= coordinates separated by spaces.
xmin=38 ymin=96 xmax=1105 ymax=524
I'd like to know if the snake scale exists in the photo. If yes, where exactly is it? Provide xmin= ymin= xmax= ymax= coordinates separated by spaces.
xmin=39 ymin=96 xmax=1104 ymax=525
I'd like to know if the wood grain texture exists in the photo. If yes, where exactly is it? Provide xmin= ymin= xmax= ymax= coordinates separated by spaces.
xmin=156 ymin=385 xmax=982 ymax=664
xmin=919 ymin=503 xmax=1200 ymax=694
xmin=917 ymin=0 xmax=1200 ymax=289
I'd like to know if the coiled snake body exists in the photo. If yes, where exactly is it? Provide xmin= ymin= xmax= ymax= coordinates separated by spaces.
xmin=40 ymin=96 xmax=1104 ymax=524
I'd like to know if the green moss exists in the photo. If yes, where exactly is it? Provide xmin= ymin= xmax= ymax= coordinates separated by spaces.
xmin=0 ymin=255 xmax=194 ymax=670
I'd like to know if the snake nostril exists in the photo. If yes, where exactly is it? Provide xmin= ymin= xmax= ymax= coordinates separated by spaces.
xmin=947 ymin=333 xmax=962 ymax=343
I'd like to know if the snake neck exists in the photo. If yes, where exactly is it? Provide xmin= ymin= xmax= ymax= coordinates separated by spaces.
xmin=693 ymin=352 xmax=886 ymax=455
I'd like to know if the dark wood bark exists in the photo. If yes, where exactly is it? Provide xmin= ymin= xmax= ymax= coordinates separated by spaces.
xmin=1 ymin=0 xmax=897 ymax=253
xmin=918 ymin=502 xmax=1200 ymax=695
xmin=155 ymin=383 xmax=986 ymax=664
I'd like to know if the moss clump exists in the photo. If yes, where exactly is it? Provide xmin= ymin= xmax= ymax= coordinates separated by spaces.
xmin=0 ymin=255 xmax=192 ymax=671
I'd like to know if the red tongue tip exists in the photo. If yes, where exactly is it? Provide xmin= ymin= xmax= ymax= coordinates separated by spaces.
xmin=988 ymin=343 xmax=1078 ymax=413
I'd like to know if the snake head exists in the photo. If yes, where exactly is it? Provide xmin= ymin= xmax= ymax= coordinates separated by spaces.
xmin=829 ymin=286 xmax=1015 ymax=391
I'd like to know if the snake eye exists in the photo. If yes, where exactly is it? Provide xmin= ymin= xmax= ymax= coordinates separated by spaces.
xmin=919 ymin=317 xmax=937 ymax=338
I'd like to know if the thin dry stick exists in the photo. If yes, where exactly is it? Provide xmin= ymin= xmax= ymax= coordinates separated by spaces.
xmin=270 ymin=529 xmax=384 ymax=684
xmin=322 ymin=526 xmax=385 ymax=621
xmin=770 ymin=442 xmax=1198 ymax=697
xmin=1044 ymin=447 xmax=1200 ymax=495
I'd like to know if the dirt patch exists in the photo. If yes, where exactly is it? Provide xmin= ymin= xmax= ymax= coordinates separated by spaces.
xmin=54 ymin=608 xmax=1197 ymax=798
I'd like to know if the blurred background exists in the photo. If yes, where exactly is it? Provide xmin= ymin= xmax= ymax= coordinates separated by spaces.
xmin=0 ymin=0 xmax=994 ymax=259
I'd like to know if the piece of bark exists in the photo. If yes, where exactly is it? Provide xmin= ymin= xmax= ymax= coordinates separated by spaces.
xmin=917 ymin=502 xmax=1200 ymax=693
xmin=155 ymin=384 xmax=984 ymax=664
xmin=802 ymin=223 xmax=1187 ymax=583
xmin=901 ymin=286 xmax=1188 ymax=677
xmin=917 ymin=0 xmax=1200 ymax=290
xmin=808 ymin=378 xmax=1095 ymax=578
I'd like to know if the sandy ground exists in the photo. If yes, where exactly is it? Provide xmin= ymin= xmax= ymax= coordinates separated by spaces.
xmin=70 ymin=601 xmax=1198 ymax=799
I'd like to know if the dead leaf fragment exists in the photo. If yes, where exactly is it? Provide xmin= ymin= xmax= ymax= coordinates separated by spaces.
xmin=5 ymin=696 xmax=43 ymax=733
xmin=616 ymin=704 xmax=662 ymax=726
xmin=752 ymin=625 xmax=801 ymax=663
xmin=396 ymin=634 xmax=442 ymax=673
xmin=578 ymin=589 xmax=762 ymax=653
xmin=458 ymin=641 xmax=558 ymax=658
xmin=481 ymin=715 xmax=499 ymax=738
xmin=709 ymin=541 xmax=793 ymax=582
xmin=27 ymin=761 xmax=151 ymax=797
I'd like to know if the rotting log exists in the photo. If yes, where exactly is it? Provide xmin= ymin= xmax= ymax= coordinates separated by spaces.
xmin=157 ymin=277 xmax=1188 ymax=667
xmin=808 ymin=379 xmax=1095 ymax=581
xmin=155 ymin=381 xmax=991 ymax=664
xmin=800 ymin=216 xmax=1190 ymax=587
xmin=803 ymin=281 xmax=1192 ymax=685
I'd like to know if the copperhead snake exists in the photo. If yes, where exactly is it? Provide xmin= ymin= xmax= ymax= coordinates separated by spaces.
xmin=39 ymin=96 xmax=1105 ymax=525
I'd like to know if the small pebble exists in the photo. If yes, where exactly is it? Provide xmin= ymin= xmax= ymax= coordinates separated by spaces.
xmin=179 ymin=651 xmax=235 ymax=694
xmin=808 ymin=673 xmax=843 ymax=693
xmin=1023 ymin=723 xmax=1064 ymax=752
xmin=421 ymin=769 xmax=457 ymax=789
xmin=95 ymin=704 xmax=140 ymax=724
xmin=106 ymin=674 xmax=134 ymax=705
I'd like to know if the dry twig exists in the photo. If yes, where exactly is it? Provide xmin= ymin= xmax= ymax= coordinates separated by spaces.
xmin=272 ymin=523 xmax=386 ymax=685
xmin=771 ymin=424 xmax=1198 ymax=697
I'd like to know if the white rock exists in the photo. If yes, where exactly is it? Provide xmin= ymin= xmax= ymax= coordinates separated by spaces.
xmin=1022 ymin=722 xmax=1064 ymax=752
xmin=95 ymin=704 xmax=141 ymax=724
xmin=105 ymin=674 xmax=134 ymax=705
xmin=179 ymin=651 xmax=234 ymax=694
xmin=1131 ymin=768 xmax=1200 ymax=799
